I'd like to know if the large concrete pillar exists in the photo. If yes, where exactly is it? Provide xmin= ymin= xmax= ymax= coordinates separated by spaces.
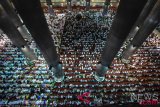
xmin=125 ymin=0 xmax=157 ymax=39
xmin=66 ymin=0 xmax=72 ymax=11
xmin=85 ymin=0 xmax=90 ymax=11
xmin=12 ymin=0 xmax=64 ymax=82
xmin=94 ymin=0 xmax=147 ymax=82
xmin=0 ymin=4 xmax=36 ymax=60
xmin=0 ymin=0 xmax=32 ymax=42
xmin=46 ymin=0 xmax=55 ymax=16
xmin=102 ymin=0 xmax=111 ymax=16
xmin=121 ymin=0 xmax=160 ymax=63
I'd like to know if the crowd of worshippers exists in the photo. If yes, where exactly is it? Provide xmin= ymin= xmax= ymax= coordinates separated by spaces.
xmin=0 ymin=30 xmax=160 ymax=106
xmin=43 ymin=10 xmax=116 ymax=54
xmin=44 ymin=13 xmax=65 ymax=53
xmin=59 ymin=10 xmax=116 ymax=54
xmin=63 ymin=10 xmax=116 ymax=41
xmin=0 ymin=10 xmax=160 ymax=106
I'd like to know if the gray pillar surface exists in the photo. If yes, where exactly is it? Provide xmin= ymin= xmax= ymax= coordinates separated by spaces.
xmin=85 ymin=0 xmax=90 ymax=11
xmin=12 ymin=0 xmax=59 ymax=67
xmin=94 ymin=0 xmax=147 ymax=82
xmin=0 ymin=4 xmax=36 ymax=60
xmin=0 ymin=0 xmax=21 ymax=27
xmin=132 ymin=0 xmax=160 ymax=47
xmin=101 ymin=0 xmax=147 ymax=67
xmin=46 ymin=0 xmax=55 ymax=16
xmin=102 ymin=0 xmax=110 ymax=16
xmin=126 ymin=0 xmax=157 ymax=39
xmin=122 ymin=0 xmax=160 ymax=60
xmin=0 ymin=0 xmax=32 ymax=41
xmin=67 ymin=0 xmax=72 ymax=11
xmin=12 ymin=0 xmax=64 ymax=82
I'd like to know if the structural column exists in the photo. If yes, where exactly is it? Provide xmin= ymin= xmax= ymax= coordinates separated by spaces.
xmin=67 ymin=0 xmax=72 ymax=11
xmin=12 ymin=0 xmax=64 ymax=82
xmin=46 ymin=0 xmax=55 ymax=16
xmin=0 ymin=4 xmax=36 ymax=60
xmin=0 ymin=0 xmax=33 ymax=42
xmin=121 ymin=0 xmax=160 ymax=63
xmin=94 ymin=0 xmax=147 ymax=82
xmin=125 ymin=0 xmax=157 ymax=39
xmin=102 ymin=0 xmax=111 ymax=16
xmin=85 ymin=0 xmax=90 ymax=11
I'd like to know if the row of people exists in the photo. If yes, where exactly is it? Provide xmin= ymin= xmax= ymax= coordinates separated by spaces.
xmin=0 ymin=10 xmax=159 ymax=106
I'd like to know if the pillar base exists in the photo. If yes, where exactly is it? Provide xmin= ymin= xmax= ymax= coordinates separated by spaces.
xmin=94 ymin=72 xmax=105 ymax=82
xmin=50 ymin=63 xmax=64 ymax=83
xmin=93 ymin=64 xmax=109 ymax=82
xmin=20 ymin=45 xmax=37 ymax=61
xmin=121 ymin=44 xmax=138 ymax=64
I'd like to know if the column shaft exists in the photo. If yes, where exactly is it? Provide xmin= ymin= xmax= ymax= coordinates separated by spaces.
xmin=0 ymin=0 xmax=32 ymax=41
xmin=101 ymin=0 xmax=147 ymax=67
xmin=0 ymin=5 xmax=36 ymax=60
xmin=122 ymin=0 xmax=160 ymax=61
xmin=85 ymin=0 xmax=90 ymax=11
xmin=127 ymin=0 xmax=157 ymax=39
xmin=12 ymin=0 xmax=59 ymax=66
xmin=46 ymin=0 xmax=55 ymax=16
xmin=132 ymin=0 xmax=160 ymax=47
xmin=102 ymin=0 xmax=111 ymax=16
xmin=67 ymin=0 xmax=72 ymax=11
